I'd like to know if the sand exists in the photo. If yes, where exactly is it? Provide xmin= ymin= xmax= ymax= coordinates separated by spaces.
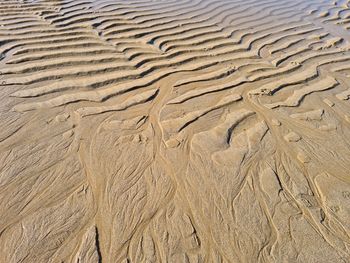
xmin=0 ymin=0 xmax=350 ymax=262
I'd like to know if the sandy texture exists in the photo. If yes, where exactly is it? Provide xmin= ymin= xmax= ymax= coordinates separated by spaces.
xmin=1 ymin=0 xmax=350 ymax=262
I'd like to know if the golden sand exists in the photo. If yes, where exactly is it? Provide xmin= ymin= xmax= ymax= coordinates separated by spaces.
xmin=0 ymin=0 xmax=350 ymax=262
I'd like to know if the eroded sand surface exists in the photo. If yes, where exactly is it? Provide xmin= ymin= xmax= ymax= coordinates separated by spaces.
xmin=1 ymin=0 xmax=350 ymax=262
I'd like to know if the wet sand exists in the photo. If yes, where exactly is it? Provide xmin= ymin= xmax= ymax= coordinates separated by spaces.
xmin=0 ymin=0 xmax=350 ymax=262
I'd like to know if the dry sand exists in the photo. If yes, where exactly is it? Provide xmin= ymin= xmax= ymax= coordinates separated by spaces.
xmin=0 ymin=0 xmax=350 ymax=262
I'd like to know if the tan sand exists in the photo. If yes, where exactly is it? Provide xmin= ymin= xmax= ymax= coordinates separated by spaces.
xmin=0 ymin=0 xmax=350 ymax=262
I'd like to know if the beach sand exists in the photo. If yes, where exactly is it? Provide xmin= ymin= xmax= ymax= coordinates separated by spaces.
xmin=0 ymin=0 xmax=350 ymax=262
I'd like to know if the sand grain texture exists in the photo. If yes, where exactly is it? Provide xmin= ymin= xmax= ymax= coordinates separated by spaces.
xmin=1 ymin=0 xmax=350 ymax=262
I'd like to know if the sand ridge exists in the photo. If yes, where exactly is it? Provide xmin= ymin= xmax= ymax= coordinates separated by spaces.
xmin=0 ymin=0 xmax=350 ymax=262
